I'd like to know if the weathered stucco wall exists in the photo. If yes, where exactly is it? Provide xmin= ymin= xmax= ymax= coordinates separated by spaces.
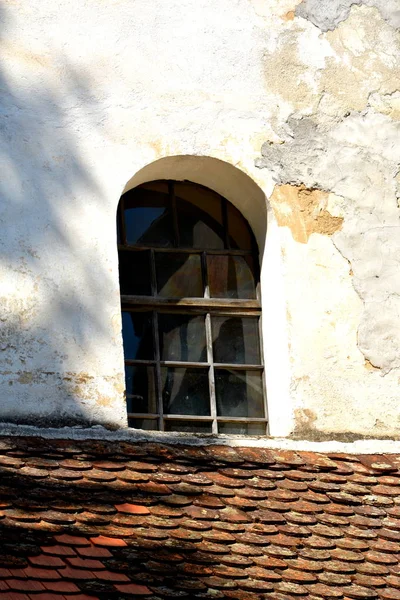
xmin=0 ymin=0 xmax=398 ymax=438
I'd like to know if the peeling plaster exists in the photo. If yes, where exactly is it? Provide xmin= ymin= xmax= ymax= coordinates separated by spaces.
xmin=258 ymin=111 xmax=400 ymax=373
xmin=296 ymin=0 xmax=400 ymax=31
xmin=269 ymin=184 xmax=343 ymax=243
xmin=263 ymin=6 xmax=400 ymax=119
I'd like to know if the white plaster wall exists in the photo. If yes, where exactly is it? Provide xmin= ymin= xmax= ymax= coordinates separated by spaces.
xmin=0 ymin=0 xmax=398 ymax=438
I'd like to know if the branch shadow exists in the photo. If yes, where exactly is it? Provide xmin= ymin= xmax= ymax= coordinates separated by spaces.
xmin=0 ymin=4 xmax=123 ymax=428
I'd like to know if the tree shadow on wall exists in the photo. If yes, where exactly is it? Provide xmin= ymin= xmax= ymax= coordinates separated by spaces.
xmin=0 ymin=4 xmax=121 ymax=428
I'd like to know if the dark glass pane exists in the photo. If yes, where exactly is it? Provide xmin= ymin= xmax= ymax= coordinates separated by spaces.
xmin=175 ymin=182 xmax=224 ymax=249
xmin=228 ymin=203 xmax=253 ymax=250
xmin=156 ymin=253 xmax=203 ymax=298
xmin=207 ymin=255 xmax=256 ymax=299
xmin=212 ymin=317 xmax=260 ymax=364
xmin=119 ymin=250 xmax=152 ymax=296
xmin=164 ymin=420 xmax=212 ymax=433
xmin=161 ymin=368 xmax=210 ymax=416
xmin=125 ymin=365 xmax=157 ymax=413
xmin=122 ymin=312 xmax=153 ymax=360
xmin=215 ymin=369 xmax=264 ymax=418
xmin=218 ymin=422 xmax=266 ymax=435
xmin=117 ymin=209 xmax=122 ymax=244
xmin=128 ymin=418 xmax=158 ymax=430
xmin=123 ymin=188 xmax=173 ymax=247
xmin=158 ymin=314 xmax=207 ymax=362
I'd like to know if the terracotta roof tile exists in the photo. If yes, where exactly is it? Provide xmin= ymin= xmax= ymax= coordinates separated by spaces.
xmin=1 ymin=437 xmax=400 ymax=598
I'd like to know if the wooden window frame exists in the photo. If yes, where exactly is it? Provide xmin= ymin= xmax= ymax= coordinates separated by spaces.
xmin=118 ymin=180 xmax=268 ymax=435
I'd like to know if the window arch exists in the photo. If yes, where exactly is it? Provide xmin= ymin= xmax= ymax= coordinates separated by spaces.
xmin=117 ymin=180 xmax=267 ymax=434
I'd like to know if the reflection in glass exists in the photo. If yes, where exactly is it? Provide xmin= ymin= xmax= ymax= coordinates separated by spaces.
xmin=119 ymin=250 xmax=152 ymax=296
xmin=212 ymin=317 xmax=260 ymax=364
xmin=207 ymin=255 xmax=256 ymax=299
xmin=161 ymin=368 xmax=210 ymax=415
xmin=156 ymin=253 xmax=203 ymax=298
xmin=122 ymin=312 xmax=153 ymax=360
xmin=164 ymin=420 xmax=212 ymax=433
xmin=123 ymin=189 xmax=173 ymax=247
xmin=215 ymin=369 xmax=264 ymax=418
xmin=218 ymin=422 xmax=266 ymax=435
xmin=158 ymin=314 xmax=207 ymax=362
xmin=228 ymin=203 xmax=253 ymax=250
xmin=128 ymin=418 xmax=158 ymax=430
xmin=125 ymin=365 xmax=157 ymax=413
xmin=175 ymin=183 xmax=224 ymax=249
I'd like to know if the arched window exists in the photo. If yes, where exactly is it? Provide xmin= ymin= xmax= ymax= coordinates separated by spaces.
xmin=117 ymin=180 xmax=267 ymax=434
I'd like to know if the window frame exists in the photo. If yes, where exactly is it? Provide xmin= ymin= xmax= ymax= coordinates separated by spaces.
xmin=118 ymin=180 xmax=269 ymax=435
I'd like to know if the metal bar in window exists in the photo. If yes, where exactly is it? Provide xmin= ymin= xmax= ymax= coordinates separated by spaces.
xmin=125 ymin=359 xmax=156 ymax=366
xmin=213 ymin=363 xmax=264 ymax=371
xmin=205 ymin=312 xmax=217 ymax=435
xmin=202 ymin=249 xmax=217 ymax=433
xmin=123 ymin=306 xmax=261 ymax=318
xmin=160 ymin=361 xmax=210 ymax=368
xmin=152 ymin=311 xmax=164 ymax=431
xmin=162 ymin=415 xmax=214 ymax=421
xmin=216 ymin=417 xmax=268 ymax=422
xmin=121 ymin=296 xmax=260 ymax=310
xmin=169 ymin=180 xmax=180 ymax=247
xmin=118 ymin=245 xmax=253 ymax=256
xmin=127 ymin=413 xmax=160 ymax=418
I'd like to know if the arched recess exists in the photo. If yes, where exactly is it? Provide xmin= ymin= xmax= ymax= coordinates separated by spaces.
xmin=123 ymin=156 xmax=267 ymax=258
xmin=119 ymin=155 xmax=292 ymax=437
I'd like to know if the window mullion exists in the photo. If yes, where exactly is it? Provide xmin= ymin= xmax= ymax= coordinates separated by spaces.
xmin=152 ymin=310 xmax=164 ymax=431
xmin=202 ymin=253 xmax=217 ymax=433
xmin=205 ymin=312 xmax=217 ymax=434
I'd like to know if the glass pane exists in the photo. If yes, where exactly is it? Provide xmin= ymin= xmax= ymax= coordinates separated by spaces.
xmin=129 ymin=418 xmax=158 ymax=430
xmin=215 ymin=369 xmax=264 ymax=418
xmin=212 ymin=317 xmax=260 ymax=364
xmin=117 ymin=209 xmax=122 ymax=244
xmin=228 ymin=203 xmax=253 ymax=250
xmin=156 ymin=253 xmax=203 ymax=298
xmin=161 ymin=368 xmax=210 ymax=415
xmin=164 ymin=420 xmax=213 ymax=433
xmin=207 ymin=255 xmax=256 ymax=299
xmin=123 ymin=188 xmax=173 ymax=247
xmin=125 ymin=365 xmax=157 ymax=413
xmin=218 ymin=422 xmax=266 ymax=435
xmin=175 ymin=182 xmax=224 ymax=249
xmin=122 ymin=312 xmax=153 ymax=360
xmin=158 ymin=314 xmax=207 ymax=362
xmin=119 ymin=250 xmax=152 ymax=296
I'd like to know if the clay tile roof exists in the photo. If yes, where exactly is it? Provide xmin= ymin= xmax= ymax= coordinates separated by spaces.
xmin=0 ymin=437 xmax=399 ymax=598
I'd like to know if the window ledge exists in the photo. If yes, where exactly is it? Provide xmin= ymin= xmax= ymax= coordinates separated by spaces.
xmin=0 ymin=423 xmax=398 ymax=455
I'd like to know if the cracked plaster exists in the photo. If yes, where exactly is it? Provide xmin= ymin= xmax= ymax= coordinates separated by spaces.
xmin=296 ymin=0 xmax=400 ymax=31
xmin=257 ymin=2 xmax=400 ymax=438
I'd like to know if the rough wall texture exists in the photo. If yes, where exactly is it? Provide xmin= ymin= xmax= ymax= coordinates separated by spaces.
xmin=257 ymin=0 xmax=400 ymax=439
xmin=0 ymin=0 xmax=399 ymax=438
